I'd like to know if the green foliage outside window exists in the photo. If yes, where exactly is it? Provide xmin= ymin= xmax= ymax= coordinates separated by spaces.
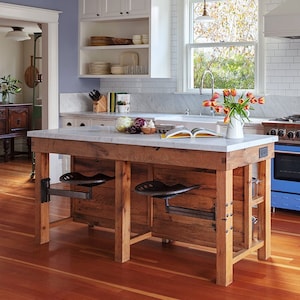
xmin=191 ymin=0 xmax=258 ymax=90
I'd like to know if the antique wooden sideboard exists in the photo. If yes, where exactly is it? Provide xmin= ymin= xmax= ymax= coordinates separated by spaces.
xmin=0 ymin=103 xmax=32 ymax=161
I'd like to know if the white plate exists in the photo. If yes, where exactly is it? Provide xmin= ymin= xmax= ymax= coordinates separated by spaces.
xmin=120 ymin=52 xmax=139 ymax=66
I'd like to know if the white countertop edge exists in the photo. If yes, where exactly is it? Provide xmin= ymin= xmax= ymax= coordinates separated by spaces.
xmin=60 ymin=112 xmax=269 ymax=125
xmin=28 ymin=126 xmax=278 ymax=153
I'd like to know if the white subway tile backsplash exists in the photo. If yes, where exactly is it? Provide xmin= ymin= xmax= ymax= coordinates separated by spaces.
xmin=264 ymin=0 xmax=300 ymax=97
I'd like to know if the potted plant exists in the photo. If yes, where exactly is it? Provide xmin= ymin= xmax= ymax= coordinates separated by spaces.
xmin=0 ymin=75 xmax=22 ymax=104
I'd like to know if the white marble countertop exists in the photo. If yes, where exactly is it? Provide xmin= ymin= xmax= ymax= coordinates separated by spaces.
xmin=60 ymin=112 xmax=269 ymax=127
xmin=28 ymin=126 xmax=278 ymax=153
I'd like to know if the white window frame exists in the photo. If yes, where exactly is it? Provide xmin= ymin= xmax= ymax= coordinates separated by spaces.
xmin=177 ymin=0 xmax=265 ymax=95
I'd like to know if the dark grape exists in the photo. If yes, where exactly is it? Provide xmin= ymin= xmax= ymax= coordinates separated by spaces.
xmin=127 ymin=125 xmax=141 ymax=134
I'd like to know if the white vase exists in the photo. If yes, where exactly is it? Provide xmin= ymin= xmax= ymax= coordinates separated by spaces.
xmin=226 ymin=115 xmax=244 ymax=139
xmin=2 ymin=93 xmax=9 ymax=104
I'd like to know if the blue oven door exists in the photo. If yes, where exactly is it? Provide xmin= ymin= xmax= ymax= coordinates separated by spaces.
xmin=271 ymin=144 xmax=300 ymax=211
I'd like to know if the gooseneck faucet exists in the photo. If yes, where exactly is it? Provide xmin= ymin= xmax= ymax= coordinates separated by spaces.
xmin=200 ymin=69 xmax=215 ymax=116
xmin=200 ymin=69 xmax=214 ymax=96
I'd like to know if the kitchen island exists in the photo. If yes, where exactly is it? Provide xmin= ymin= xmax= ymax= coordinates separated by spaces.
xmin=28 ymin=126 xmax=277 ymax=286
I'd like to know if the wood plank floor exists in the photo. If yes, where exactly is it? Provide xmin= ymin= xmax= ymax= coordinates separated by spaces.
xmin=0 ymin=158 xmax=300 ymax=299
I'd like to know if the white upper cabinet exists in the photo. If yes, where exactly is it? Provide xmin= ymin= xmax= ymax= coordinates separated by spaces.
xmin=79 ymin=0 xmax=171 ymax=78
xmin=80 ymin=0 xmax=150 ymax=19
xmin=102 ymin=0 xmax=150 ymax=18
xmin=127 ymin=0 xmax=150 ymax=16
xmin=80 ymin=0 xmax=103 ymax=18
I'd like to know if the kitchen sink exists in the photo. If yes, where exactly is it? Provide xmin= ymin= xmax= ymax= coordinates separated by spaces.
xmin=154 ymin=114 xmax=224 ymax=123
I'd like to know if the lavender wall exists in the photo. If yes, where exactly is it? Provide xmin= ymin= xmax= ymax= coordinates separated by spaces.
xmin=3 ymin=0 xmax=99 ymax=93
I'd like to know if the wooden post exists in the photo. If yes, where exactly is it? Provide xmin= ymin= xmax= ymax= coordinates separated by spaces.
xmin=244 ymin=164 xmax=253 ymax=248
xmin=34 ymin=152 xmax=50 ymax=244
xmin=216 ymin=169 xmax=233 ymax=286
xmin=114 ymin=160 xmax=131 ymax=262
xmin=257 ymin=159 xmax=271 ymax=260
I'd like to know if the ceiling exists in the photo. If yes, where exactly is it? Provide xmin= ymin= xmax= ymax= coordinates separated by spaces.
xmin=0 ymin=18 xmax=42 ymax=34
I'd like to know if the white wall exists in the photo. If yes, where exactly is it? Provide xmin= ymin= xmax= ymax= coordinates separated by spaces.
xmin=0 ymin=32 xmax=26 ymax=103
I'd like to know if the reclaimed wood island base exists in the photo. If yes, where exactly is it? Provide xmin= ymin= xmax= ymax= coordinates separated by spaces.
xmin=28 ymin=126 xmax=277 ymax=286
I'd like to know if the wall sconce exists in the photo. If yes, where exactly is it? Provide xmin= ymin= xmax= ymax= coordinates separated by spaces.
xmin=5 ymin=27 xmax=31 ymax=42
xmin=195 ymin=0 xmax=214 ymax=22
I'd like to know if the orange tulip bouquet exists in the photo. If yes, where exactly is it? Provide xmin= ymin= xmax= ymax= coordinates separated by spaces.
xmin=202 ymin=89 xmax=265 ymax=124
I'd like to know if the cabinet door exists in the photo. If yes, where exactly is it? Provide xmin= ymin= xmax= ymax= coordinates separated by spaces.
xmin=60 ymin=117 xmax=76 ymax=128
xmin=102 ymin=0 xmax=150 ymax=17
xmin=60 ymin=117 xmax=91 ymax=128
xmin=8 ymin=107 xmax=30 ymax=133
xmin=127 ymin=0 xmax=150 ymax=16
xmin=0 ymin=108 xmax=7 ymax=134
xmin=80 ymin=0 xmax=102 ymax=18
xmin=92 ymin=118 xmax=116 ymax=126
xmin=102 ymin=0 xmax=124 ymax=17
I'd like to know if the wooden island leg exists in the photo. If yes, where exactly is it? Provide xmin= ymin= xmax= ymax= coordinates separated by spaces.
xmin=216 ymin=169 xmax=233 ymax=286
xmin=34 ymin=152 xmax=50 ymax=244
xmin=114 ymin=160 xmax=131 ymax=263
xmin=257 ymin=159 xmax=271 ymax=260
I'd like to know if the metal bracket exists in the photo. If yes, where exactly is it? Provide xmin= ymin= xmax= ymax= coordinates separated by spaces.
xmin=41 ymin=178 xmax=93 ymax=203
xmin=164 ymin=198 xmax=215 ymax=220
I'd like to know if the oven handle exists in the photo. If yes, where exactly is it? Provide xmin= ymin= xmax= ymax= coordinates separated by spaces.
xmin=275 ymin=150 xmax=300 ymax=155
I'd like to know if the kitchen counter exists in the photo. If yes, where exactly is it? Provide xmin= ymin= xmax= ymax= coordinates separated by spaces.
xmin=60 ymin=111 xmax=269 ymax=125
xmin=29 ymin=126 xmax=277 ymax=153
xmin=60 ymin=112 xmax=269 ymax=134
xmin=28 ymin=127 xmax=276 ymax=286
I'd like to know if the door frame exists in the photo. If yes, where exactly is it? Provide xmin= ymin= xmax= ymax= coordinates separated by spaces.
xmin=0 ymin=2 xmax=61 ymax=130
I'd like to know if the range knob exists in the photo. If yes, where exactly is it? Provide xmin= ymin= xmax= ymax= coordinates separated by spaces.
xmin=278 ymin=129 xmax=286 ymax=137
xmin=287 ymin=131 xmax=296 ymax=139
xmin=269 ymin=128 xmax=278 ymax=135
xmin=296 ymin=130 xmax=300 ymax=138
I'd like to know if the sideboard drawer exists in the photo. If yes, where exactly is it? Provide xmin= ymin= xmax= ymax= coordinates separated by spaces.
xmin=0 ymin=109 xmax=6 ymax=134
xmin=8 ymin=107 xmax=30 ymax=133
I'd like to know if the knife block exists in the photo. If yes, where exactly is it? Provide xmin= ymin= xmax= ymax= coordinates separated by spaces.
xmin=93 ymin=95 xmax=107 ymax=113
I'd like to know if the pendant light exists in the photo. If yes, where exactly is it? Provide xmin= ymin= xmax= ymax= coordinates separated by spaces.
xmin=5 ymin=27 xmax=31 ymax=42
xmin=196 ymin=0 xmax=214 ymax=23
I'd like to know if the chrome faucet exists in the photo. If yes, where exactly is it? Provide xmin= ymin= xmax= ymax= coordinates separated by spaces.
xmin=200 ymin=69 xmax=214 ymax=96
xmin=200 ymin=69 xmax=215 ymax=117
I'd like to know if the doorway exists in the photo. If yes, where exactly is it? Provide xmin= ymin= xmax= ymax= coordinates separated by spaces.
xmin=0 ymin=2 xmax=62 ymax=181
xmin=0 ymin=2 xmax=60 ymax=130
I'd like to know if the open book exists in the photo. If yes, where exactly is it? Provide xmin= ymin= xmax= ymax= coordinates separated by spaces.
xmin=161 ymin=127 xmax=221 ymax=139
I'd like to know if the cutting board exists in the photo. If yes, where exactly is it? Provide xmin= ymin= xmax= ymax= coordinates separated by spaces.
xmin=24 ymin=56 xmax=39 ymax=88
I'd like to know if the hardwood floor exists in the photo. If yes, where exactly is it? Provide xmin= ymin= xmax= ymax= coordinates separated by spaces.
xmin=0 ymin=158 xmax=300 ymax=299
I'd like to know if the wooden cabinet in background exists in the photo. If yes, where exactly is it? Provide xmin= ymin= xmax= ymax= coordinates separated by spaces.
xmin=0 ymin=108 xmax=6 ymax=135
xmin=0 ymin=104 xmax=32 ymax=162
xmin=8 ymin=106 xmax=31 ymax=133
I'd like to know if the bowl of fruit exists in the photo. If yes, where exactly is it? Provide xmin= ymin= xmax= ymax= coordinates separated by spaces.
xmin=115 ymin=117 xmax=156 ymax=134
